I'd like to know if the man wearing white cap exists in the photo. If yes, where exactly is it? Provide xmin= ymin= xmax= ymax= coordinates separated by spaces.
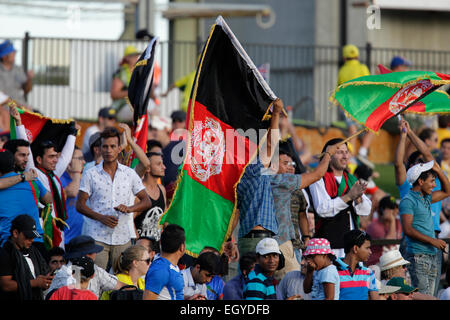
xmin=399 ymin=160 xmax=450 ymax=296
xmin=243 ymin=238 xmax=283 ymax=300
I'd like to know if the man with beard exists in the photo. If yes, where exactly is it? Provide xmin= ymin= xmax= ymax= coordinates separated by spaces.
xmin=0 ymin=147 xmax=51 ymax=255
xmin=0 ymin=214 xmax=53 ymax=300
xmin=134 ymin=151 xmax=167 ymax=241
xmin=309 ymin=138 xmax=372 ymax=258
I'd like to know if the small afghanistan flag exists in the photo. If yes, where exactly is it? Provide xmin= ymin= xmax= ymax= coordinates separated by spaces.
xmin=160 ymin=16 xmax=277 ymax=257
xmin=330 ymin=71 xmax=450 ymax=132
xmin=127 ymin=36 xmax=159 ymax=167
xmin=9 ymin=105 xmax=76 ymax=154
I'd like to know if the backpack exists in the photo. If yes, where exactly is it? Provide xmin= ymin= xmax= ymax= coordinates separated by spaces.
xmin=109 ymin=285 xmax=143 ymax=300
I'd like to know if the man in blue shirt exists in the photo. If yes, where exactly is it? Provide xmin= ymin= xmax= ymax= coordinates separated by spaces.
xmin=395 ymin=119 xmax=444 ymax=295
xmin=143 ymin=224 xmax=186 ymax=300
xmin=0 ymin=148 xmax=51 ymax=251
xmin=235 ymin=98 xmax=284 ymax=256
xmin=399 ymin=160 xmax=449 ymax=296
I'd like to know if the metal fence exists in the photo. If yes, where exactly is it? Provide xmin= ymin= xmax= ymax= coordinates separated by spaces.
xmin=3 ymin=35 xmax=450 ymax=125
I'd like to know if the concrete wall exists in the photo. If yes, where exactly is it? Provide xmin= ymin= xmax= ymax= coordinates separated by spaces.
xmin=368 ymin=9 xmax=450 ymax=51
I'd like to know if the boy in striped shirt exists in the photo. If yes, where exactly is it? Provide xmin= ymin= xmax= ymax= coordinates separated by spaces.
xmin=243 ymin=238 xmax=283 ymax=300
xmin=335 ymin=229 xmax=379 ymax=300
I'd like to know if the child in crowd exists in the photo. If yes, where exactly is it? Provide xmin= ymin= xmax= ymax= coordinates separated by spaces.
xmin=303 ymin=238 xmax=340 ymax=300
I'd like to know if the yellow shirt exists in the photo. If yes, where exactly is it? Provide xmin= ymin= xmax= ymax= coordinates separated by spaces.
xmin=437 ymin=128 xmax=450 ymax=147
xmin=337 ymin=60 xmax=370 ymax=86
xmin=100 ymin=273 xmax=145 ymax=300
xmin=175 ymin=71 xmax=196 ymax=112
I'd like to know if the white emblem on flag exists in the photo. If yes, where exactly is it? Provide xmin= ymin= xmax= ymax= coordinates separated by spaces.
xmin=191 ymin=117 xmax=225 ymax=182
xmin=389 ymin=80 xmax=433 ymax=114
xmin=25 ymin=128 xmax=33 ymax=142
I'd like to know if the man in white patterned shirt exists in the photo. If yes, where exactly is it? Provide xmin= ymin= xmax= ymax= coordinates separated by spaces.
xmin=76 ymin=127 xmax=151 ymax=270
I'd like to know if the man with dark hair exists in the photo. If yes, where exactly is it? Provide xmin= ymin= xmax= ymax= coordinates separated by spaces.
xmin=136 ymin=236 xmax=160 ymax=262
xmin=143 ymin=224 xmax=186 ymax=300
xmin=309 ymin=138 xmax=372 ymax=257
xmin=147 ymin=139 xmax=163 ymax=154
xmin=81 ymin=107 xmax=117 ymax=162
xmin=0 ymin=149 xmax=50 ymax=249
xmin=366 ymin=195 xmax=402 ymax=266
xmin=181 ymin=251 xmax=220 ymax=300
xmin=335 ymin=229 xmax=379 ymax=300
xmin=399 ymin=160 xmax=449 ymax=296
xmin=395 ymin=119 xmax=444 ymax=295
xmin=77 ymin=126 xmax=151 ymax=271
xmin=46 ymin=235 xmax=126 ymax=300
xmin=223 ymin=252 xmax=256 ymax=300
xmin=3 ymin=138 xmax=30 ymax=172
xmin=271 ymin=140 xmax=337 ymax=280
xmin=134 ymin=151 xmax=166 ymax=240
xmin=243 ymin=238 xmax=283 ymax=300
xmin=10 ymin=104 xmax=78 ymax=249
xmin=46 ymin=247 xmax=66 ymax=275
xmin=0 ymin=214 xmax=53 ymax=300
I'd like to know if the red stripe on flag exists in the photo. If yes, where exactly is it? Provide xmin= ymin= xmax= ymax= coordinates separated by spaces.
xmin=436 ymin=72 xmax=450 ymax=81
xmin=407 ymin=101 xmax=426 ymax=113
xmin=20 ymin=112 xmax=47 ymax=143
xmin=365 ymin=80 xmax=434 ymax=131
xmin=184 ymin=101 xmax=258 ymax=203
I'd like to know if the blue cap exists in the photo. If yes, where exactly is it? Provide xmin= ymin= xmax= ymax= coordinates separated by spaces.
xmin=390 ymin=56 xmax=412 ymax=70
xmin=0 ymin=40 xmax=16 ymax=59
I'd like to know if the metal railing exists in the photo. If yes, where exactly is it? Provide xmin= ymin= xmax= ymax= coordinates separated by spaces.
xmin=2 ymin=35 xmax=450 ymax=125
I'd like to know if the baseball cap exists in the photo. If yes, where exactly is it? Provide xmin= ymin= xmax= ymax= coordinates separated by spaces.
xmin=386 ymin=277 xmax=418 ymax=294
xmin=11 ymin=214 xmax=41 ymax=239
xmin=123 ymin=45 xmax=140 ymax=57
xmin=406 ymin=160 xmax=434 ymax=184
xmin=0 ymin=40 xmax=16 ymax=59
xmin=390 ymin=56 xmax=412 ymax=70
xmin=256 ymin=238 xmax=281 ymax=256
xmin=88 ymin=132 xmax=101 ymax=149
xmin=98 ymin=107 xmax=117 ymax=119
xmin=343 ymin=44 xmax=359 ymax=59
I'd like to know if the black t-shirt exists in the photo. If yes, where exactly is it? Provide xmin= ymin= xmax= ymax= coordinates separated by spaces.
xmin=0 ymin=242 xmax=48 ymax=300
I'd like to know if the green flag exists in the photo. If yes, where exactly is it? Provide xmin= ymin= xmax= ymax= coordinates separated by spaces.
xmin=330 ymin=71 xmax=450 ymax=132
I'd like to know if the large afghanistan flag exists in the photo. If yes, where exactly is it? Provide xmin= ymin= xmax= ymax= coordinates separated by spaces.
xmin=330 ymin=71 xmax=450 ymax=132
xmin=160 ymin=16 xmax=277 ymax=257
xmin=127 ymin=36 xmax=159 ymax=167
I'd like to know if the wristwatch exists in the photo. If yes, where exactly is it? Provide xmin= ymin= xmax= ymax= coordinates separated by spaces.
xmin=20 ymin=173 xmax=26 ymax=182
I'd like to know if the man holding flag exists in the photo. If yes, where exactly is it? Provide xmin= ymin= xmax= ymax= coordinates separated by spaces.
xmin=9 ymin=104 xmax=78 ymax=250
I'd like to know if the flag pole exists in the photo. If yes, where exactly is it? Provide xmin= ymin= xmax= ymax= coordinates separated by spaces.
xmin=315 ymin=127 xmax=367 ymax=159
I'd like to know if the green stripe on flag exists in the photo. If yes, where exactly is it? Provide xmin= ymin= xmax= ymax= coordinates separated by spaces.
xmin=160 ymin=170 xmax=235 ymax=256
